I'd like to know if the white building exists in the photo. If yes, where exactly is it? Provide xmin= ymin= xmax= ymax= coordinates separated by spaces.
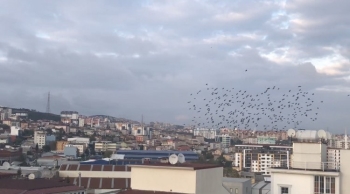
xmin=67 ymin=137 xmax=90 ymax=145
xmin=269 ymin=142 xmax=346 ymax=194
xmin=10 ymin=126 xmax=22 ymax=136
xmin=78 ymin=118 xmax=85 ymax=127
xmin=95 ymin=141 xmax=117 ymax=152
xmin=60 ymin=111 xmax=79 ymax=125
xmin=216 ymin=134 xmax=231 ymax=148
xmin=128 ymin=163 xmax=230 ymax=194
xmin=34 ymin=131 xmax=46 ymax=149
xmin=193 ymin=128 xmax=217 ymax=139
xmin=327 ymin=148 xmax=341 ymax=170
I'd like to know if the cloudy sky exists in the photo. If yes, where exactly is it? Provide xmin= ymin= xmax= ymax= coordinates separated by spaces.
xmin=0 ymin=0 xmax=349 ymax=133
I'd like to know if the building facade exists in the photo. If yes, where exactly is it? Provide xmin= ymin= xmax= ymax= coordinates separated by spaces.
xmin=34 ymin=131 xmax=46 ymax=149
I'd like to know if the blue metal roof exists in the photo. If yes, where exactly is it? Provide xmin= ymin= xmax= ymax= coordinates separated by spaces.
xmin=116 ymin=150 xmax=199 ymax=160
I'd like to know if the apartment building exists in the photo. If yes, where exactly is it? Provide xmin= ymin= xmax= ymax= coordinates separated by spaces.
xmin=193 ymin=128 xmax=217 ymax=139
xmin=34 ymin=130 xmax=46 ymax=149
xmin=67 ymin=137 xmax=90 ymax=145
xmin=60 ymin=111 xmax=79 ymax=125
xmin=327 ymin=148 xmax=341 ymax=170
xmin=234 ymin=144 xmax=292 ymax=175
xmin=95 ymin=141 xmax=117 ymax=152
xmin=269 ymin=142 xmax=345 ymax=194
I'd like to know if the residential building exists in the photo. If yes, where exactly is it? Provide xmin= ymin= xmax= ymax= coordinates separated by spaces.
xmin=95 ymin=141 xmax=117 ymax=152
xmin=234 ymin=144 xmax=292 ymax=174
xmin=61 ymin=111 xmax=79 ymax=125
xmin=269 ymin=142 xmax=344 ymax=194
xmin=257 ymin=136 xmax=276 ymax=144
xmin=67 ymin=137 xmax=90 ymax=145
xmin=56 ymin=141 xmax=69 ymax=152
xmin=193 ymin=128 xmax=217 ymax=139
xmin=34 ymin=130 xmax=46 ymax=149
xmin=10 ymin=126 xmax=22 ymax=136
xmin=243 ymin=137 xmax=258 ymax=144
xmin=327 ymin=148 xmax=341 ymax=170
xmin=222 ymin=134 xmax=231 ymax=148
xmin=0 ymin=135 xmax=10 ymax=144
xmin=64 ymin=145 xmax=79 ymax=158
xmin=45 ymin=134 xmax=56 ymax=145
xmin=69 ymin=144 xmax=86 ymax=155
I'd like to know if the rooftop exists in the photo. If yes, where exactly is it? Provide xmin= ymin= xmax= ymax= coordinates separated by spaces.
xmin=119 ymin=189 xmax=183 ymax=194
xmin=0 ymin=178 xmax=83 ymax=193
xmin=129 ymin=163 xmax=221 ymax=170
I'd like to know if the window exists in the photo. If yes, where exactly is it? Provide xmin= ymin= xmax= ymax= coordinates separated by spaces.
xmin=314 ymin=176 xmax=335 ymax=194
xmin=281 ymin=187 xmax=289 ymax=194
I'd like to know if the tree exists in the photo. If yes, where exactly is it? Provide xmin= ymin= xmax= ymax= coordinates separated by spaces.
xmin=35 ymin=144 xmax=39 ymax=152
xmin=42 ymin=145 xmax=51 ymax=152
xmin=18 ymin=154 xmax=26 ymax=162
xmin=89 ymin=135 xmax=96 ymax=142
xmin=223 ymin=167 xmax=240 ymax=178
xmin=103 ymin=150 xmax=113 ymax=158
xmin=84 ymin=148 xmax=90 ymax=157
xmin=17 ymin=168 xmax=22 ymax=178
xmin=46 ymin=128 xmax=53 ymax=135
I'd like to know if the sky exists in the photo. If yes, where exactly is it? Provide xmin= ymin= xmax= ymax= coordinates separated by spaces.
xmin=0 ymin=0 xmax=349 ymax=133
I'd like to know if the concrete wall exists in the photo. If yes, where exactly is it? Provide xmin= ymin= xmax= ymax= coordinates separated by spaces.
xmin=340 ymin=149 xmax=350 ymax=194
xmin=292 ymin=143 xmax=327 ymax=169
xmin=131 ymin=167 xmax=196 ymax=193
xmin=270 ymin=169 xmax=340 ymax=194
xmin=195 ymin=167 xmax=229 ymax=194
xmin=271 ymin=173 xmax=314 ymax=194
xmin=222 ymin=179 xmax=251 ymax=194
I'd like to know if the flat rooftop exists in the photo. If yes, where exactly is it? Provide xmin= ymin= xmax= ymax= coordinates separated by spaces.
xmin=119 ymin=189 xmax=183 ymax=194
xmin=129 ymin=163 xmax=221 ymax=170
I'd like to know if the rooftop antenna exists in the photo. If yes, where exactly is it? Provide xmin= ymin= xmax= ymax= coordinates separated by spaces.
xmin=169 ymin=154 xmax=178 ymax=165
xmin=46 ymin=92 xmax=51 ymax=113
xmin=178 ymin=153 xmax=185 ymax=163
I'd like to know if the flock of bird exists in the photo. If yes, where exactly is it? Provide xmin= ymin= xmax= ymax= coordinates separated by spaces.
xmin=186 ymin=70 xmax=328 ymax=130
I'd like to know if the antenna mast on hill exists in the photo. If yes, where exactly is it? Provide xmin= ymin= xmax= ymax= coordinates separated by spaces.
xmin=46 ymin=92 xmax=51 ymax=113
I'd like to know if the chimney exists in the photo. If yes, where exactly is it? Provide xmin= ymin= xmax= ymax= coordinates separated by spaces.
xmin=78 ymin=172 xmax=81 ymax=187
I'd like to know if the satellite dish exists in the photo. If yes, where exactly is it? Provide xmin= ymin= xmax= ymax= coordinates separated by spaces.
xmin=2 ymin=162 xmax=10 ymax=170
xmin=169 ymin=154 xmax=178 ymax=165
xmin=318 ymin=129 xmax=327 ymax=139
xmin=287 ymin=129 xmax=296 ymax=137
xmin=178 ymin=153 xmax=185 ymax=163
xmin=28 ymin=173 xmax=35 ymax=180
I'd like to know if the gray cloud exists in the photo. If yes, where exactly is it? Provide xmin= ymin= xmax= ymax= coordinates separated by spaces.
xmin=0 ymin=0 xmax=349 ymax=133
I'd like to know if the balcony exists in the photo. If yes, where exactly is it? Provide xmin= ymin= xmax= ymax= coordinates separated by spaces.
xmin=270 ymin=160 xmax=340 ymax=172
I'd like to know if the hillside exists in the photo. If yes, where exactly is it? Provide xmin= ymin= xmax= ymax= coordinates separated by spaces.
xmin=28 ymin=111 xmax=60 ymax=121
